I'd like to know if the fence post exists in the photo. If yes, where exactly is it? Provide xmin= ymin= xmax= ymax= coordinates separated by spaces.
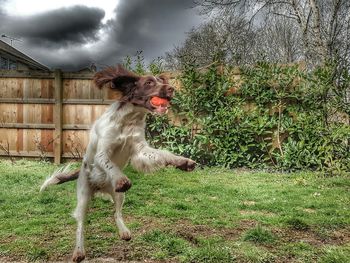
xmin=53 ymin=69 xmax=63 ymax=164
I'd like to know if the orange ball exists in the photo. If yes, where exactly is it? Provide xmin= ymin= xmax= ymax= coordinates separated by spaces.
xmin=150 ymin=96 xmax=169 ymax=107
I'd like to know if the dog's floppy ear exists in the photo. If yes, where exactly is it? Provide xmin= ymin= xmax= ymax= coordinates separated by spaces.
xmin=110 ymin=75 xmax=139 ymax=96
xmin=94 ymin=65 xmax=140 ymax=95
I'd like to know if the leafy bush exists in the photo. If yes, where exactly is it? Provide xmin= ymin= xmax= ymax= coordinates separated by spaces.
xmin=129 ymin=55 xmax=350 ymax=174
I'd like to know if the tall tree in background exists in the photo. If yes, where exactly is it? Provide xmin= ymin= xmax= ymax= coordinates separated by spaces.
xmin=165 ymin=15 xmax=257 ymax=69
xmin=164 ymin=0 xmax=349 ymax=120
xmin=254 ymin=16 xmax=303 ymax=63
xmin=165 ymin=13 xmax=303 ymax=69
xmin=195 ymin=0 xmax=350 ymax=68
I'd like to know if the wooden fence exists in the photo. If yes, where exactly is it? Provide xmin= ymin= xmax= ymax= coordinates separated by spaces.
xmin=0 ymin=67 xmax=347 ymax=163
xmin=0 ymin=69 xmax=126 ymax=163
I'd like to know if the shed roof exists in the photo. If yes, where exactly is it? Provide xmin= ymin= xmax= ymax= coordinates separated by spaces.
xmin=0 ymin=40 xmax=49 ymax=71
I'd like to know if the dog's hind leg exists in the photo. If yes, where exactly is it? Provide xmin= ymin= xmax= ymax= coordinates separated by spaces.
xmin=112 ymin=192 xmax=131 ymax=241
xmin=72 ymin=170 xmax=92 ymax=262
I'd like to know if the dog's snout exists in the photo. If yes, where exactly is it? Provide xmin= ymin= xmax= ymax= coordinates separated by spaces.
xmin=165 ymin=86 xmax=175 ymax=98
xmin=167 ymin=86 xmax=175 ymax=93
xmin=160 ymin=85 xmax=175 ymax=99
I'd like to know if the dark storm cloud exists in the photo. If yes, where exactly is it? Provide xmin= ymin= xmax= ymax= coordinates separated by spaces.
xmin=0 ymin=0 xmax=202 ymax=70
xmin=96 ymin=0 xmax=202 ymax=67
xmin=1 ymin=5 xmax=105 ymax=47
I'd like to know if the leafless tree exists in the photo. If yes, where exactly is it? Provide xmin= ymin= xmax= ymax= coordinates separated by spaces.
xmin=66 ymin=133 xmax=85 ymax=159
xmin=253 ymin=16 xmax=303 ymax=63
xmin=33 ymin=135 xmax=57 ymax=162
xmin=196 ymin=0 xmax=350 ymax=67
xmin=165 ymin=13 xmax=304 ymax=69
xmin=0 ymin=140 xmax=15 ymax=164
xmin=165 ymin=15 xmax=257 ymax=69
xmin=0 ymin=117 xmax=15 ymax=163
xmin=165 ymin=19 xmax=229 ymax=69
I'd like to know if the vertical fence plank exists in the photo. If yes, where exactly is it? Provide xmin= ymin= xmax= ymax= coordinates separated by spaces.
xmin=53 ymin=69 xmax=63 ymax=164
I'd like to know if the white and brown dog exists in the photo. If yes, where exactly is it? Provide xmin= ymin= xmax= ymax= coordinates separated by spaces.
xmin=40 ymin=65 xmax=196 ymax=262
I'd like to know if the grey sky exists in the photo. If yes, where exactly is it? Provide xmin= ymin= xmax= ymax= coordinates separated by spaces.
xmin=0 ymin=0 xmax=202 ymax=70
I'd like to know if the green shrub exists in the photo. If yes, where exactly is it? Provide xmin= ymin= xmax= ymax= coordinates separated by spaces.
xmin=129 ymin=55 xmax=350 ymax=173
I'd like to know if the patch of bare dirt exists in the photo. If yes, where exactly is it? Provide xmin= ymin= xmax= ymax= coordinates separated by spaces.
xmin=273 ymin=226 xmax=350 ymax=246
xmin=173 ymin=218 xmax=257 ymax=242
xmin=3 ymin=214 xmax=349 ymax=263
xmin=332 ymin=228 xmax=350 ymax=244
xmin=303 ymin=208 xmax=316 ymax=213
xmin=239 ymin=210 xmax=276 ymax=217
xmin=0 ymin=256 xmax=24 ymax=263
xmin=0 ymin=258 xmax=163 ymax=263
xmin=242 ymin=200 xmax=256 ymax=206
xmin=0 ymin=234 xmax=17 ymax=244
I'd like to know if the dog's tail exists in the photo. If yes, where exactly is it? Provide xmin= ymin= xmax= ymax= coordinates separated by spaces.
xmin=40 ymin=164 xmax=80 ymax=192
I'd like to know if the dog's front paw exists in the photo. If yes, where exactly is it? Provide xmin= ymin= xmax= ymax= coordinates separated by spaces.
xmin=115 ymin=177 xmax=132 ymax=192
xmin=72 ymin=249 xmax=85 ymax=262
xmin=119 ymin=230 xmax=132 ymax=241
xmin=175 ymin=158 xmax=196 ymax=172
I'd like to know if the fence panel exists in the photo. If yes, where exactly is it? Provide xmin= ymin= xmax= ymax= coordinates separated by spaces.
xmin=0 ymin=71 xmax=104 ymax=162
xmin=0 ymin=70 xmax=179 ymax=162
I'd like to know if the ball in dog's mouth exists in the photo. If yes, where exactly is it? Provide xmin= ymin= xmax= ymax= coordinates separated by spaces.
xmin=150 ymin=96 xmax=170 ymax=114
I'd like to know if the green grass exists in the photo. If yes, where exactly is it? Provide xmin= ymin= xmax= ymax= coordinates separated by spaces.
xmin=0 ymin=160 xmax=349 ymax=262
xmin=243 ymin=225 xmax=276 ymax=244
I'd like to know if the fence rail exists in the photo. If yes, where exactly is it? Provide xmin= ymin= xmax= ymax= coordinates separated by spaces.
xmin=0 ymin=98 xmax=116 ymax=104
xmin=0 ymin=70 xmax=94 ymax=79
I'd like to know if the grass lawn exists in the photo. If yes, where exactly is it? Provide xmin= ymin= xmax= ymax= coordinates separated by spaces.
xmin=0 ymin=160 xmax=349 ymax=262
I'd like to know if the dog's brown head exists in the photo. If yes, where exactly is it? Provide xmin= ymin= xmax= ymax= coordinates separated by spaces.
xmin=94 ymin=65 xmax=174 ymax=114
